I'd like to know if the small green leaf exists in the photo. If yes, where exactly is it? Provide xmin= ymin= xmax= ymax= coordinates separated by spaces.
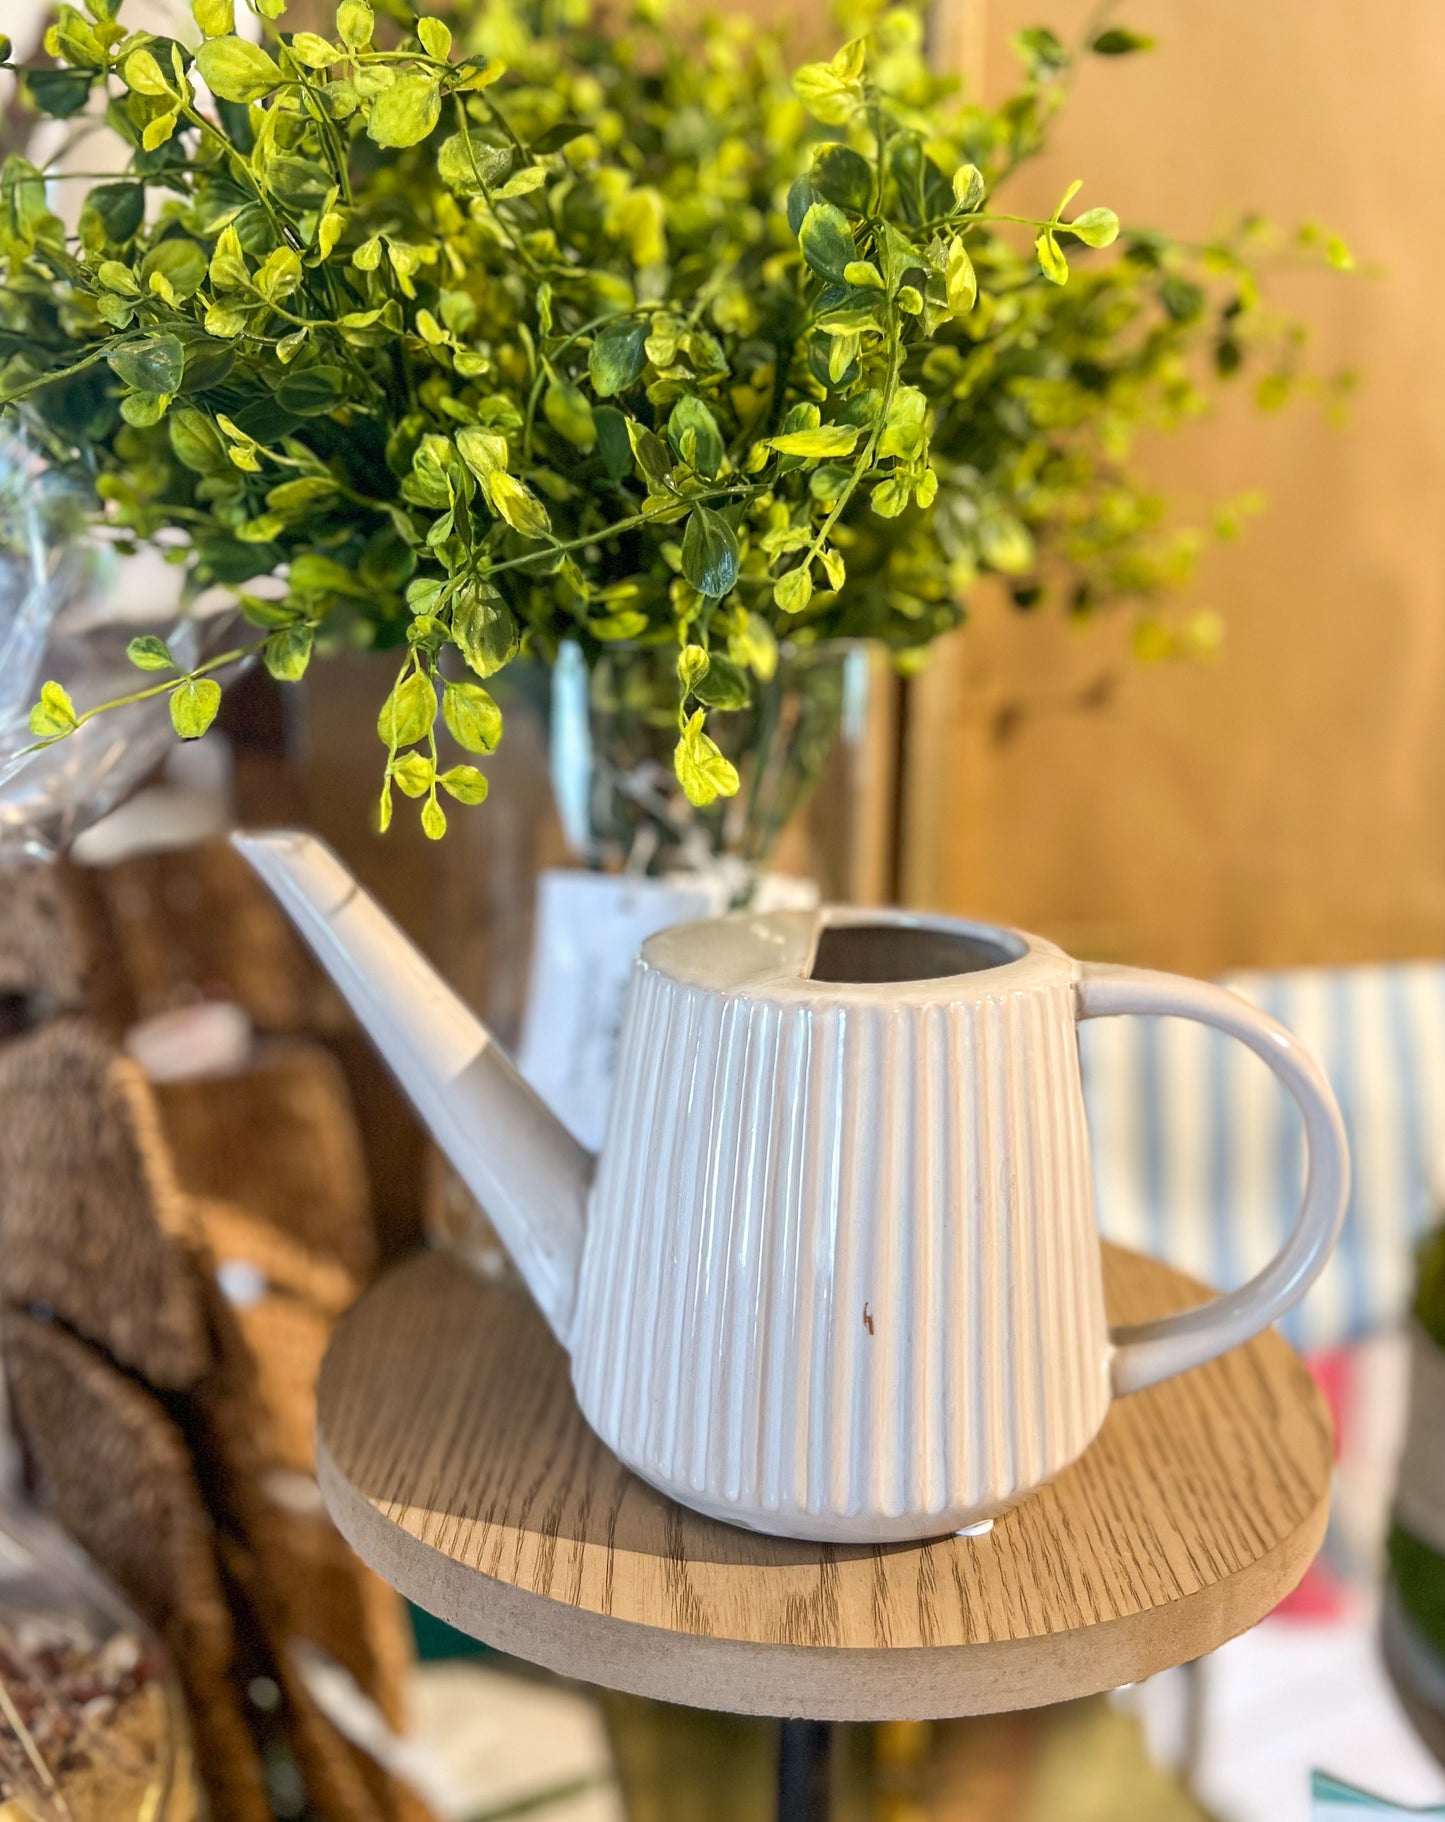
xmin=390 ymin=751 xmax=434 ymax=797
xmin=952 ymin=163 xmax=985 ymax=212
xmin=192 ymin=0 xmax=234 ymax=36
xmin=170 ymin=678 xmax=222 ymax=739
xmin=588 ymin=318 xmax=648 ymax=398
xmin=417 ymin=16 xmax=451 ymax=59
xmin=1035 ymin=230 xmax=1069 ymax=285
xmin=692 ymin=655 xmax=750 ymax=711
xmin=337 ymin=0 xmax=373 ymax=50
xmin=288 ymin=31 xmax=335 ymax=67
xmin=438 ymin=763 xmax=488 ymax=804
xmin=25 ymin=68 xmax=95 ymax=117
xmin=127 ymin=635 xmax=175 ymax=672
xmin=544 ymin=376 xmax=597 ymax=449
xmin=773 ymin=565 xmax=813 ymax=612
xmin=667 ymin=395 xmax=723 ymax=478
xmin=798 ymin=201 xmax=856 ymax=284
xmin=275 ymin=365 xmax=346 ymax=416
xmin=494 ymin=166 xmax=547 ymax=200
xmin=945 ymin=236 xmax=977 ymax=314
xmin=589 ymin=610 xmax=648 ymax=640
xmin=978 ymin=509 xmax=1035 ymax=572
xmin=727 ymin=612 xmax=778 ymax=681
xmin=142 ymin=111 xmax=180 ymax=153
xmin=377 ymin=670 xmax=436 ymax=747
xmin=1068 ymin=207 xmax=1119 ymax=248
xmin=791 ymin=61 xmax=861 ymax=125
xmin=870 ymin=476 xmax=911 ymax=518
xmin=811 ymin=144 xmax=872 ymax=213
xmin=452 ymin=580 xmax=519 ymax=677
xmin=263 ymin=623 xmax=313 ymax=681
xmin=486 ymin=471 xmax=550 ymax=539
xmin=195 ymin=35 xmax=282 ymax=103
xmin=680 ymin=506 xmax=740 ymax=599
xmin=122 ymin=48 xmax=170 ymax=96
xmin=437 ymin=130 xmax=511 ymax=194
xmin=677 ymin=642 xmax=710 ymax=695
xmin=442 ymin=679 xmax=502 ymax=754
xmin=368 ymin=73 xmax=441 ymax=148
xmin=28 ymin=681 xmax=78 ymax=738
xmin=1091 ymin=26 xmax=1155 ymax=54
xmin=421 ymin=796 xmax=447 ymax=839
xmin=107 ymin=333 xmax=185 ymax=395
xmin=764 ymin=423 xmax=861 ymax=459
xmin=674 ymin=709 xmax=740 ymax=806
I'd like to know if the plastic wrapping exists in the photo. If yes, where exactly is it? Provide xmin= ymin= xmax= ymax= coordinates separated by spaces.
xmin=0 ymin=1495 xmax=190 ymax=1821
xmin=0 ymin=429 xmax=239 ymax=860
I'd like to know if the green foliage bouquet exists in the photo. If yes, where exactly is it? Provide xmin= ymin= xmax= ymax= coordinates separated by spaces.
xmin=0 ymin=0 xmax=1343 ymax=839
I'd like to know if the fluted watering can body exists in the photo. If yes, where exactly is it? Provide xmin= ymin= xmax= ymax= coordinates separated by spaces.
xmin=236 ymin=830 xmax=1348 ymax=1545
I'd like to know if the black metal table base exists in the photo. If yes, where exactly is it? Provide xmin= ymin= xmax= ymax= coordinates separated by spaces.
xmin=776 ymin=1719 xmax=832 ymax=1822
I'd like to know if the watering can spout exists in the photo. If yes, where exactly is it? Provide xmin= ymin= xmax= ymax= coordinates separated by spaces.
xmin=232 ymin=829 xmax=592 ymax=1341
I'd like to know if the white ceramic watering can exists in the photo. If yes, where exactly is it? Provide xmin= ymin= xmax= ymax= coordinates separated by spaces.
xmin=236 ymin=830 xmax=1348 ymax=1544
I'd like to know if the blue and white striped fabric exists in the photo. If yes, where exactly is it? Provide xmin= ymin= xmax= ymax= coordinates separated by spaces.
xmin=1080 ymin=962 xmax=1445 ymax=1352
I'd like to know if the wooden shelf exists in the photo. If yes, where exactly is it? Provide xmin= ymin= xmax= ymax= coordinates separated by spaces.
xmin=316 ymin=1244 xmax=1332 ymax=1722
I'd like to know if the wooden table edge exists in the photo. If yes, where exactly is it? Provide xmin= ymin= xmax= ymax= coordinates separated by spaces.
xmin=317 ymin=1424 xmax=1329 ymax=1721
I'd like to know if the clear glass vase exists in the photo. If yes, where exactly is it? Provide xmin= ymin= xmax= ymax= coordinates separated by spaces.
xmin=542 ymin=638 xmax=883 ymax=904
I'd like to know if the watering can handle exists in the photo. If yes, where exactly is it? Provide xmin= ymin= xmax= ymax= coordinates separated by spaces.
xmin=1075 ymin=963 xmax=1350 ymax=1396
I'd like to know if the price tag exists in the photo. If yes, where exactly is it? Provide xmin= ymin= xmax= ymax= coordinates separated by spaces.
xmin=516 ymin=867 xmax=817 ymax=1150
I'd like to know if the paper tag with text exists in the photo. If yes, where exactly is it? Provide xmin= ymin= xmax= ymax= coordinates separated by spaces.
xmin=517 ymin=867 xmax=818 ymax=1150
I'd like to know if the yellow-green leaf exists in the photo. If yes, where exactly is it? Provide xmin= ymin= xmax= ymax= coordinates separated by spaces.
xmin=389 ymin=751 xmax=433 ymax=797
xmin=28 ymin=681 xmax=77 ymax=738
xmin=791 ymin=61 xmax=861 ymax=125
xmin=127 ymin=634 xmax=174 ymax=672
xmin=494 ymin=166 xmax=547 ymax=200
xmin=438 ymin=763 xmax=488 ymax=804
xmin=337 ymin=0 xmax=373 ymax=50
xmin=764 ymin=423 xmax=861 ymax=459
xmin=289 ymin=32 xmax=336 ymax=68
xmin=1068 ymin=206 xmax=1119 ymax=248
xmin=170 ymin=678 xmax=221 ymax=739
xmin=773 ymin=565 xmax=812 ymax=613
xmin=674 ymin=710 xmax=740 ymax=807
xmin=122 ymin=48 xmax=169 ymax=96
xmin=262 ymin=623 xmax=313 ymax=681
xmin=368 ymin=73 xmax=440 ymax=149
xmin=206 ymin=227 xmax=248 ymax=293
xmin=192 ymin=0 xmax=234 ymax=37
xmin=1035 ymin=229 xmax=1069 ymax=285
xmin=677 ymin=642 xmax=710 ymax=695
xmin=417 ymin=16 xmax=451 ymax=59
xmin=945 ymin=236 xmax=977 ymax=314
xmin=543 ymin=376 xmax=596 ymax=450
xmin=442 ymin=679 xmax=502 ymax=753
xmin=377 ymin=669 xmax=436 ymax=747
xmin=195 ymin=35 xmax=282 ymax=103
xmin=487 ymin=471 xmax=550 ymax=539
xmin=421 ymin=796 xmax=447 ymax=839
xmin=952 ymin=163 xmax=985 ymax=212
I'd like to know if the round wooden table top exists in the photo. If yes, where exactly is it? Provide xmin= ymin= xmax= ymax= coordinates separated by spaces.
xmin=316 ymin=1244 xmax=1333 ymax=1722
